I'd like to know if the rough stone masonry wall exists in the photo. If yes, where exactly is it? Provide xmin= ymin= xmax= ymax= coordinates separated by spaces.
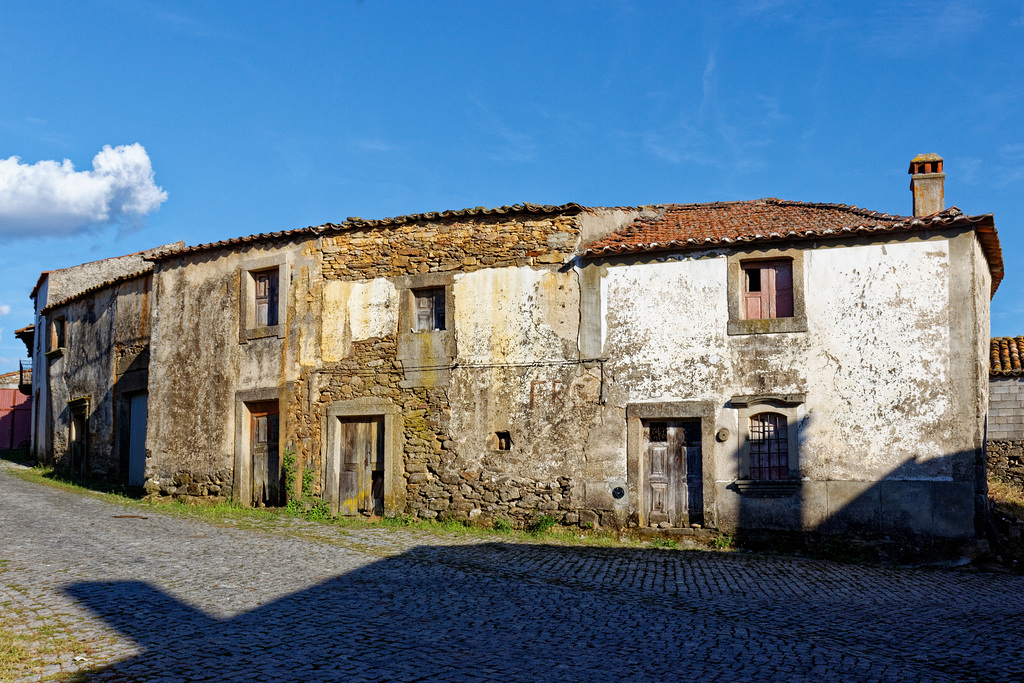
xmin=315 ymin=214 xmax=583 ymax=526
xmin=320 ymin=215 xmax=577 ymax=279
xmin=987 ymin=441 xmax=1024 ymax=487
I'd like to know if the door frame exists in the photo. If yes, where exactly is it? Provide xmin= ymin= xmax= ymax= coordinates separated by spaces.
xmin=321 ymin=398 xmax=404 ymax=518
xmin=626 ymin=401 xmax=716 ymax=529
xmin=233 ymin=388 xmax=282 ymax=506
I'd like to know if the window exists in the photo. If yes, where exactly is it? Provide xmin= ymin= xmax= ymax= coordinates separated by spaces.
xmin=727 ymin=248 xmax=806 ymax=335
xmin=253 ymin=269 xmax=279 ymax=327
xmin=730 ymin=394 xmax=802 ymax=494
xmin=742 ymin=260 xmax=793 ymax=320
xmin=50 ymin=316 xmax=65 ymax=351
xmin=748 ymin=413 xmax=788 ymax=480
xmin=413 ymin=287 xmax=445 ymax=332
xmin=239 ymin=258 xmax=288 ymax=342
xmin=489 ymin=431 xmax=513 ymax=451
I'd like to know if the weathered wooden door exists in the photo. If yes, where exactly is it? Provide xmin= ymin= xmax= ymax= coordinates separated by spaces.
xmin=127 ymin=393 xmax=148 ymax=486
xmin=644 ymin=420 xmax=703 ymax=527
xmin=250 ymin=403 xmax=281 ymax=507
xmin=326 ymin=418 xmax=384 ymax=516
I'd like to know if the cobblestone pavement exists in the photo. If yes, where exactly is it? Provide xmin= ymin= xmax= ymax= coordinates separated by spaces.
xmin=2 ymin=461 xmax=1023 ymax=683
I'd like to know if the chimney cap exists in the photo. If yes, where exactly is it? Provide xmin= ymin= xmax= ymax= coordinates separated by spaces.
xmin=909 ymin=153 xmax=943 ymax=174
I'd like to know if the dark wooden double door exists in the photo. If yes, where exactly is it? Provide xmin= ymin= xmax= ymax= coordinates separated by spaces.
xmin=326 ymin=417 xmax=384 ymax=516
xmin=644 ymin=420 xmax=703 ymax=527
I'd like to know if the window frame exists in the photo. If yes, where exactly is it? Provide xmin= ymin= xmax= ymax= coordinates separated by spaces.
xmin=239 ymin=257 xmax=289 ymax=342
xmin=731 ymin=394 xmax=803 ymax=483
xmin=412 ymin=287 xmax=446 ymax=332
xmin=45 ymin=314 xmax=66 ymax=358
xmin=727 ymin=247 xmax=806 ymax=335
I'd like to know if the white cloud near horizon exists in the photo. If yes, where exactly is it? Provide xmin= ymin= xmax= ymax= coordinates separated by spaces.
xmin=0 ymin=305 xmax=10 ymax=316
xmin=0 ymin=144 xmax=167 ymax=236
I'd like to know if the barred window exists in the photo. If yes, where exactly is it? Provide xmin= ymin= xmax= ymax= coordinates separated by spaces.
xmin=749 ymin=412 xmax=788 ymax=480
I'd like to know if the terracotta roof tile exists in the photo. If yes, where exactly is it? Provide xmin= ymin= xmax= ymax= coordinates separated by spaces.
xmin=991 ymin=337 xmax=1024 ymax=376
xmin=582 ymin=198 xmax=1002 ymax=295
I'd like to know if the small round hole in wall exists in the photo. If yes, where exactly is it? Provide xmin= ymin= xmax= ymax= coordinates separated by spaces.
xmin=612 ymin=486 xmax=625 ymax=499
xmin=716 ymin=428 xmax=730 ymax=442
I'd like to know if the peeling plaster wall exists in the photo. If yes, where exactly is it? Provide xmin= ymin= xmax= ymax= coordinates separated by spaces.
xmin=322 ymin=279 xmax=399 ymax=362
xmin=41 ymin=276 xmax=152 ymax=478
xmin=598 ymin=236 xmax=984 ymax=537
xmin=146 ymin=241 xmax=320 ymax=497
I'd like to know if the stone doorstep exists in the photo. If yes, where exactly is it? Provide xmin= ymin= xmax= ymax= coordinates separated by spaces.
xmin=635 ymin=527 xmax=717 ymax=541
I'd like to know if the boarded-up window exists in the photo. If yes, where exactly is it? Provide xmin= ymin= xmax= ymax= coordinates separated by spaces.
xmin=254 ymin=270 xmax=279 ymax=327
xmin=749 ymin=412 xmax=788 ymax=480
xmin=413 ymin=288 xmax=445 ymax=332
xmin=742 ymin=260 xmax=793 ymax=320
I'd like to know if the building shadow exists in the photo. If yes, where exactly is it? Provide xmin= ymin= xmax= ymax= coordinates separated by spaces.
xmin=723 ymin=410 xmax=991 ymax=562
xmin=63 ymin=542 xmax=1024 ymax=682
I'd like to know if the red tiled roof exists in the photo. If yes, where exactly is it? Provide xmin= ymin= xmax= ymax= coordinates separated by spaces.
xmin=582 ymin=199 xmax=1002 ymax=295
xmin=148 ymin=203 xmax=584 ymax=261
xmin=991 ymin=337 xmax=1024 ymax=376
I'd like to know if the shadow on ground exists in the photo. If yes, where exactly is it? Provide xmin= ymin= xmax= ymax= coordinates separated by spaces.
xmin=64 ymin=542 xmax=1024 ymax=682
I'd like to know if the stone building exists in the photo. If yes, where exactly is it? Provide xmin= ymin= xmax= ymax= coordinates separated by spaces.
xmin=988 ymin=336 xmax=1024 ymax=487
xmin=23 ymin=156 xmax=1004 ymax=541
xmin=26 ymin=244 xmax=181 ymax=481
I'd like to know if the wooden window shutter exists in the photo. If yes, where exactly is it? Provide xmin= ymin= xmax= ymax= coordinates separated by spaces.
xmin=413 ymin=288 xmax=445 ymax=331
xmin=772 ymin=261 xmax=793 ymax=318
xmin=254 ymin=270 xmax=279 ymax=327
xmin=414 ymin=292 xmax=434 ymax=332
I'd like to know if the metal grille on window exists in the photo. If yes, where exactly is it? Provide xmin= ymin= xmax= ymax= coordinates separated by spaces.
xmin=749 ymin=413 xmax=788 ymax=480
xmin=649 ymin=422 xmax=668 ymax=442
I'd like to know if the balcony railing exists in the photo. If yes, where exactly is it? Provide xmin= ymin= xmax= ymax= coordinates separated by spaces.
xmin=18 ymin=358 xmax=32 ymax=395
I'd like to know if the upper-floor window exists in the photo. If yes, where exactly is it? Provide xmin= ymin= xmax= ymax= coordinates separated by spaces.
xmin=413 ymin=287 xmax=446 ymax=332
xmin=727 ymin=249 xmax=806 ymax=335
xmin=240 ymin=258 xmax=288 ymax=342
xmin=742 ymin=259 xmax=793 ymax=320
xmin=50 ymin=316 xmax=66 ymax=351
xmin=254 ymin=269 xmax=280 ymax=327
xmin=748 ymin=412 xmax=788 ymax=480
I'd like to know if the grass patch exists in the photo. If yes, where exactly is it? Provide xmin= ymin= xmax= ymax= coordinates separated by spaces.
xmin=0 ymin=612 xmax=90 ymax=681
xmin=7 ymin=465 xmax=141 ymax=505
xmin=990 ymin=478 xmax=1024 ymax=521
xmin=0 ymin=627 xmax=34 ymax=680
xmin=0 ymin=447 xmax=33 ymax=465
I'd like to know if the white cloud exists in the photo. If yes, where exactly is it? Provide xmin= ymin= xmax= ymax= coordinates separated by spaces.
xmin=0 ymin=144 xmax=168 ymax=236
xmin=0 ymin=305 xmax=10 ymax=316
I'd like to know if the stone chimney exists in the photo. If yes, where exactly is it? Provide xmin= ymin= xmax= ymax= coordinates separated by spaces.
xmin=908 ymin=153 xmax=944 ymax=217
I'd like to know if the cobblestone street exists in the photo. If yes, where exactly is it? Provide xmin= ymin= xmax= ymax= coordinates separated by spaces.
xmin=1 ymin=460 xmax=1023 ymax=682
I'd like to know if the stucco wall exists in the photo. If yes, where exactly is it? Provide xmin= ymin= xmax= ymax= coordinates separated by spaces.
xmin=40 ymin=276 xmax=152 ymax=478
xmin=146 ymin=240 xmax=320 ymax=494
xmin=596 ymin=234 xmax=980 ymax=537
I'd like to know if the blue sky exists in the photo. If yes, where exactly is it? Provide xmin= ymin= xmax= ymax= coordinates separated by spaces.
xmin=1 ymin=1 xmax=1022 ymax=366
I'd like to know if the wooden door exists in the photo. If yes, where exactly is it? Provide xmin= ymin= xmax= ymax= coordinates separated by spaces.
xmin=327 ymin=417 xmax=384 ymax=516
xmin=644 ymin=420 xmax=703 ymax=527
xmin=127 ymin=393 xmax=148 ymax=486
xmin=250 ymin=403 xmax=280 ymax=507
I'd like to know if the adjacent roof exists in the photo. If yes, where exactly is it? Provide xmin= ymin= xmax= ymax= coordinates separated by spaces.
xmin=991 ymin=337 xmax=1024 ymax=376
xmin=147 ymin=203 xmax=585 ymax=261
xmin=581 ymin=199 xmax=1003 ymax=295
xmin=37 ymin=242 xmax=185 ymax=314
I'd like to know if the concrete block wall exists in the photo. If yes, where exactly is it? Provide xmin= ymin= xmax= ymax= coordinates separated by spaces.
xmin=989 ymin=377 xmax=1024 ymax=440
